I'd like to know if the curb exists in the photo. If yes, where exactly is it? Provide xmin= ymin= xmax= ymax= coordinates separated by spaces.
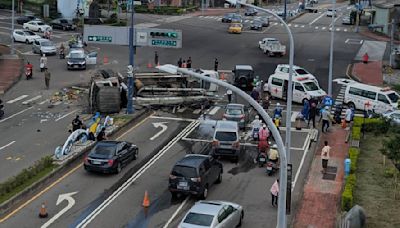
xmin=0 ymin=107 xmax=151 ymax=217
xmin=345 ymin=63 xmax=360 ymax=82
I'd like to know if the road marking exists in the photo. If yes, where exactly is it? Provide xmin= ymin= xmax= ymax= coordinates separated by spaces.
xmin=39 ymin=99 xmax=50 ymax=105
xmin=245 ymin=20 xmax=249 ymax=23
xmin=315 ymin=26 xmax=319 ymax=30
xmin=294 ymin=24 xmax=298 ymax=28
xmin=322 ymin=26 xmax=326 ymax=30
xmin=22 ymin=95 xmax=42 ymax=105
xmin=76 ymin=120 xmax=199 ymax=227
xmin=7 ymin=95 xmax=28 ymax=104
xmin=208 ymin=106 xmax=220 ymax=115
xmin=55 ymin=110 xmax=78 ymax=122
xmin=0 ymin=141 xmax=15 ymax=151
xmin=41 ymin=192 xmax=78 ymax=228
xmin=163 ymin=196 xmax=190 ymax=228
xmin=344 ymin=28 xmax=348 ymax=32
xmin=199 ymin=16 xmax=204 ymax=18
xmin=273 ymin=22 xmax=278 ymax=25
xmin=0 ymin=106 xmax=34 ymax=123
xmin=150 ymin=122 xmax=168 ymax=141
xmin=288 ymin=23 xmax=292 ymax=27
xmin=0 ymin=114 xmax=153 ymax=223
xmin=291 ymin=111 xmax=299 ymax=122
xmin=309 ymin=13 xmax=325 ymax=25
xmin=336 ymin=28 xmax=340 ymax=31
xmin=301 ymin=25 xmax=305 ymax=28
xmin=345 ymin=38 xmax=363 ymax=44
xmin=150 ymin=116 xmax=196 ymax=122
xmin=292 ymin=133 xmax=311 ymax=190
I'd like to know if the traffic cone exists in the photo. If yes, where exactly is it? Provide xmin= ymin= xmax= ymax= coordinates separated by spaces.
xmin=142 ymin=191 xmax=150 ymax=208
xmin=39 ymin=202 xmax=48 ymax=218
xmin=341 ymin=119 xmax=347 ymax=129
xmin=147 ymin=61 xmax=153 ymax=68
xmin=103 ymin=55 xmax=109 ymax=65
xmin=220 ymin=73 xmax=225 ymax=81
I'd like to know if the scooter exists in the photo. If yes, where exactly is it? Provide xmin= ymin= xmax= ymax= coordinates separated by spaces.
xmin=257 ymin=151 xmax=267 ymax=167
xmin=266 ymin=160 xmax=278 ymax=176
xmin=59 ymin=49 xmax=65 ymax=59
xmin=25 ymin=68 xmax=32 ymax=80
xmin=252 ymin=127 xmax=259 ymax=141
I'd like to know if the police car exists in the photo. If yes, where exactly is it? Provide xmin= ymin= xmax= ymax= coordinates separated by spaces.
xmin=334 ymin=78 xmax=399 ymax=114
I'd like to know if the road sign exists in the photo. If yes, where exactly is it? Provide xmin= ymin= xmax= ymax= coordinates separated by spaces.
xmin=323 ymin=96 xmax=334 ymax=107
xmin=88 ymin=35 xmax=112 ymax=42
xmin=135 ymin=28 xmax=182 ymax=48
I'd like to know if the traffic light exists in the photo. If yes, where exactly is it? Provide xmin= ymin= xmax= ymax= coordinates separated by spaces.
xmin=150 ymin=31 xmax=178 ymax=38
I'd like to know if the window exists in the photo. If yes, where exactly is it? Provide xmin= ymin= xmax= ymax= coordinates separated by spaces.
xmin=271 ymin=77 xmax=283 ymax=86
xmin=203 ymin=159 xmax=211 ymax=170
xmin=226 ymin=108 xmax=242 ymax=115
xmin=294 ymin=83 xmax=304 ymax=92
xmin=303 ymin=82 xmax=319 ymax=91
xmin=171 ymin=165 xmax=197 ymax=178
xmin=217 ymin=208 xmax=229 ymax=223
xmin=348 ymin=87 xmax=362 ymax=96
xmin=280 ymin=67 xmax=289 ymax=73
xmin=183 ymin=212 xmax=214 ymax=226
xmin=199 ymin=164 xmax=206 ymax=175
xmin=295 ymin=68 xmax=308 ymax=75
xmin=215 ymin=132 xmax=237 ymax=141
xmin=387 ymin=92 xmax=399 ymax=103
xmin=378 ymin=94 xmax=390 ymax=104
xmin=361 ymin=90 xmax=376 ymax=100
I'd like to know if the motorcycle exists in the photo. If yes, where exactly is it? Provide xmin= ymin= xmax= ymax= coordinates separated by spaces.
xmin=59 ymin=49 xmax=65 ymax=59
xmin=252 ymin=127 xmax=259 ymax=141
xmin=257 ymin=151 xmax=267 ymax=167
xmin=266 ymin=160 xmax=278 ymax=176
xmin=273 ymin=115 xmax=281 ymax=128
xmin=25 ymin=67 xmax=32 ymax=80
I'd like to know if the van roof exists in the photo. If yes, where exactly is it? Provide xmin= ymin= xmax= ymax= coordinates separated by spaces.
xmin=215 ymin=120 xmax=238 ymax=131
xmin=270 ymin=73 xmax=316 ymax=83
xmin=349 ymin=83 xmax=397 ymax=94
xmin=235 ymin=65 xmax=253 ymax=70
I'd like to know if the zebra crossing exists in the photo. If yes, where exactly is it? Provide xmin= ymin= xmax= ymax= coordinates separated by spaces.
xmin=331 ymin=85 xmax=347 ymax=118
xmin=6 ymin=94 xmax=50 ymax=106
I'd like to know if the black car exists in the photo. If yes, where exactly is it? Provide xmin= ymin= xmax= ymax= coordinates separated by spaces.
xmin=169 ymin=154 xmax=223 ymax=199
xmin=244 ymin=8 xmax=258 ymax=16
xmin=221 ymin=13 xmax=236 ymax=23
xmin=50 ymin=18 xmax=76 ymax=31
xmin=250 ymin=20 xmax=263 ymax=30
xmin=231 ymin=15 xmax=243 ymax=23
xmin=16 ymin=15 xmax=39 ymax=25
xmin=84 ymin=141 xmax=138 ymax=174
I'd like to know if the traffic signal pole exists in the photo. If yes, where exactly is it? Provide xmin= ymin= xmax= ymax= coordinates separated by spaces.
xmin=127 ymin=3 xmax=135 ymax=114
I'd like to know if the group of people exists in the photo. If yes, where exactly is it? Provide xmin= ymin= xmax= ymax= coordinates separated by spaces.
xmin=71 ymin=115 xmax=107 ymax=142
xmin=177 ymin=57 xmax=192 ymax=68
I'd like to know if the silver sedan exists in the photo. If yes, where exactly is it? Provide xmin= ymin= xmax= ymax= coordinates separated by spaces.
xmin=383 ymin=110 xmax=400 ymax=126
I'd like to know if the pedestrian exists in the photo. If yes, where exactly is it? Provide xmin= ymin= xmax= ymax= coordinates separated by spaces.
xmin=182 ymin=60 xmax=187 ymax=68
xmin=154 ymin=51 xmax=159 ymax=65
xmin=270 ymin=179 xmax=279 ymax=207
xmin=301 ymin=99 xmax=310 ymax=121
xmin=308 ymin=102 xmax=317 ymax=128
xmin=72 ymin=115 xmax=83 ymax=132
xmin=44 ymin=68 xmax=51 ymax=89
xmin=345 ymin=106 xmax=352 ymax=125
xmin=187 ymin=57 xmax=192 ymax=68
xmin=226 ymin=89 xmax=233 ymax=103
xmin=96 ymin=127 xmax=107 ymax=141
xmin=214 ymin=58 xmax=219 ymax=71
xmin=250 ymin=87 xmax=260 ymax=101
xmin=40 ymin=54 xmax=47 ymax=72
xmin=321 ymin=141 xmax=331 ymax=174
xmin=319 ymin=106 xmax=332 ymax=132
xmin=177 ymin=57 xmax=182 ymax=67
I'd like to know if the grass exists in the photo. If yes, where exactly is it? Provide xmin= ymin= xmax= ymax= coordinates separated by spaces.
xmin=0 ymin=165 xmax=57 ymax=205
xmin=112 ymin=115 xmax=134 ymax=126
xmin=353 ymin=134 xmax=400 ymax=228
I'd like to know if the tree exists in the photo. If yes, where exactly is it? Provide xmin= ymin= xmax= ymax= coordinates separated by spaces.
xmin=381 ymin=134 xmax=400 ymax=171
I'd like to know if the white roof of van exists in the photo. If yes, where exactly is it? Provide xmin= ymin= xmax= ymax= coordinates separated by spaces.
xmin=334 ymin=78 xmax=398 ymax=94
xmin=216 ymin=120 xmax=238 ymax=130
xmin=235 ymin=65 xmax=253 ymax=70
xmin=269 ymin=73 xmax=316 ymax=83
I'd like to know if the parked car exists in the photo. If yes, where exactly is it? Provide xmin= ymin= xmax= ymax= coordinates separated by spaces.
xmin=23 ymin=20 xmax=52 ymax=32
xmin=326 ymin=9 xmax=337 ymax=17
xmin=169 ymin=154 xmax=223 ymax=199
xmin=250 ymin=20 xmax=263 ymax=31
xmin=221 ymin=13 xmax=237 ymax=23
xmin=32 ymin=38 xmax=57 ymax=55
xmin=383 ymin=110 xmax=400 ymax=126
xmin=12 ymin=29 xmax=41 ymax=44
xmin=83 ymin=141 xmax=138 ymax=174
xmin=244 ymin=8 xmax=258 ymax=16
xmin=178 ymin=200 xmax=244 ymax=228
xmin=228 ymin=23 xmax=243 ymax=34
xmin=223 ymin=103 xmax=248 ymax=129
xmin=342 ymin=16 xmax=353 ymax=25
xmin=50 ymin=18 xmax=77 ymax=31
xmin=66 ymin=48 xmax=97 ymax=70
xmin=16 ymin=15 xmax=39 ymax=25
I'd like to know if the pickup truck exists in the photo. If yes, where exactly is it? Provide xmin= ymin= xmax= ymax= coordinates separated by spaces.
xmin=258 ymin=38 xmax=286 ymax=57
xmin=304 ymin=3 xmax=318 ymax=13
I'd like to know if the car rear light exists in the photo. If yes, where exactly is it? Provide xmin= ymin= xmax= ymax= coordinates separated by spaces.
xmin=190 ymin=177 xmax=201 ymax=182
xmin=212 ymin=140 xmax=220 ymax=147
xmin=84 ymin=156 xmax=88 ymax=164
xmin=108 ymin=159 xmax=114 ymax=166
xmin=233 ymin=141 xmax=240 ymax=149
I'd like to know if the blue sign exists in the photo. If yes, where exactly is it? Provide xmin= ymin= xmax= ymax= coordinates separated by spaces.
xmin=323 ymin=96 xmax=334 ymax=107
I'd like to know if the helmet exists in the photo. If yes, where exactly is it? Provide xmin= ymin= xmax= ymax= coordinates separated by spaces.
xmin=325 ymin=106 xmax=330 ymax=110
xmin=276 ymin=103 xmax=281 ymax=106
xmin=272 ymin=144 xmax=278 ymax=149
xmin=263 ymin=124 xmax=267 ymax=128
xmin=255 ymin=115 xmax=259 ymax=119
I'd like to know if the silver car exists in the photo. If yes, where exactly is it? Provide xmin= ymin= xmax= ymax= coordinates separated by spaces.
xmin=178 ymin=200 xmax=244 ymax=228
xmin=32 ymin=38 xmax=56 ymax=55
xmin=383 ymin=110 xmax=400 ymax=126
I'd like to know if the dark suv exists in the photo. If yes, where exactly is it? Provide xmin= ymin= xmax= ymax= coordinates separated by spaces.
xmin=233 ymin=65 xmax=255 ymax=91
xmin=169 ymin=154 xmax=223 ymax=199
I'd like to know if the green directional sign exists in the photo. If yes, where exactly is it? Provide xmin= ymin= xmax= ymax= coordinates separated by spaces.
xmin=87 ymin=35 xmax=112 ymax=42
xmin=151 ymin=39 xmax=177 ymax=47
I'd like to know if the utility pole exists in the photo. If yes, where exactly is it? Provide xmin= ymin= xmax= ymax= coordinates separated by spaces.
xmin=328 ymin=0 xmax=335 ymax=96
xmin=390 ymin=19 xmax=395 ymax=68
xmin=11 ymin=0 xmax=15 ymax=55
xmin=127 ymin=3 xmax=135 ymax=114
xmin=284 ymin=0 xmax=287 ymax=20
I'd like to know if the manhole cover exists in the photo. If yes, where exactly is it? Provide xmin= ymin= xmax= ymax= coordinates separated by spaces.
xmin=326 ymin=166 xmax=337 ymax=174
xmin=322 ymin=173 xmax=336 ymax=180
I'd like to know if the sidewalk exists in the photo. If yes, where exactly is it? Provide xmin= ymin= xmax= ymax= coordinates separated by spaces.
xmin=0 ymin=45 xmax=23 ymax=95
xmin=351 ymin=60 xmax=383 ymax=86
xmin=360 ymin=28 xmax=400 ymax=45
xmin=293 ymin=126 xmax=349 ymax=228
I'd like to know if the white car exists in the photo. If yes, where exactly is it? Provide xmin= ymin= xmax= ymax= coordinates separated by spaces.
xmin=383 ymin=110 xmax=400 ymax=126
xmin=326 ymin=9 xmax=337 ymax=17
xmin=178 ymin=200 xmax=244 ymax=228
xmin=274 ymin=64 xmax=317 ymax=81
xmin=12 ymin=29 xmax=41 ymax=44
xmin=23 ymin=20 xmax=52 ymax=32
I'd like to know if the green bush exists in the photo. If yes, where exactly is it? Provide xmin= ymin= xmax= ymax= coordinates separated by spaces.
xmin=352 ymin=126 xmax=361 ymax=140
xmin=353 ymin=117 xmax=382 ymax=128
xmin=349 ymin=148 xmax=360 ymax=173
xmin=384 ymin=167 xmax=397 ymax=178
xmin=342 ymin=174 xmax=356 ymax=211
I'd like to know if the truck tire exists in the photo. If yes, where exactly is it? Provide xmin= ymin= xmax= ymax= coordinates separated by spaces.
xmin=96 ymin=87 xmax=121 ymax=113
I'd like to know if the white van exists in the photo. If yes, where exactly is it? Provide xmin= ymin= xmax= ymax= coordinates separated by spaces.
xmin=264 ymin=73 xmax=327 ymax=104
xmin=273 ymin=64 xmax=318 ymax=84
xmin=334 ymin=78 xmax=400 ymax=114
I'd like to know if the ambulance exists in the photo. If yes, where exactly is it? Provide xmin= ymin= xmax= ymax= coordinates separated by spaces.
xmin=264 ymin=72 xmax=327 ymax=104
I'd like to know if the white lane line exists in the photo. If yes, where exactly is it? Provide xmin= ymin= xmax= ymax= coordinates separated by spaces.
xmin=150 ymin=116 xmax=196 ymax=122
xmin=0 ymin=106 xmax=34 ymax=123
xmin=7 ymin=95 xmax=28 ymax=104
xmin=301 ymin=25 xmax=305 ymax=28
xmin=291 ymin=111 xmax=299 ymax=122
xmin=208 ymin=106 xmax=220 ymax=115
xmin=0 ymin=141 xmax=15 ymax=151
xmin=245 ymin=20 xmax=249 ymax=23
xmin=55 ymin=109 xmax=78 ymax=122
xmin=273 ymin=22 xmax=278 ymax=25
xmin=292 ymin=133 xmax=311 ymax=190
xmin=163 ymin=197 xmax=190 ymax=228
xmin=22 ymin=95 xmax=42 ymax=105
xmin=199 ymin=16 xmax=204 ymax=18
xmin=39 ymin=99 xmax=50 ymax=105
xmin=77 ymin=121 xmax=199 ymax=228
xmin=315 ymin=26 xmax=319 ymax=29
xmin=309 ymin=13 xmax=325 ymax=25
xmin=322 ymin=26 xmax=326 ymax=30
xmin=294 ymin=24 xmax=299 ymax=28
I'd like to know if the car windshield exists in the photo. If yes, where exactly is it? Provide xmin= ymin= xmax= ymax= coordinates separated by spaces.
xmin=226 ymin=108 xmax=242 ymax=115
xmin=387 ymin=92 xmax=399 ymax=103
xmin=92 ymin=143 xmax=116 ymax=158
xmin=253 ymin=20 xmax=262 ymax=25
xmin=303 ymin=81 xmax=320 ymax=91
xmin=171 ymin=165 xmax=197 ymax=178
xmin=70 ymin=52 xmax=85 ymax=58
xmin=42 ymin=41 xmax=53 ymax=47
xmin=215 ymin=131 xmax=237 ymax=141
xmin=224 ymin=13 xmax=234 ymax=18
xmin=24 ymin=31 xmax=36 ymax=35
xmin=295 ymin=69 xmax=309 ymax=75
xmin=37 ymin=22 xmax=44 ymax=25
xmin=60 ymin=19 xmax=68 ymax=23
xmin=183 ymin=212 xmax=214 ymax=226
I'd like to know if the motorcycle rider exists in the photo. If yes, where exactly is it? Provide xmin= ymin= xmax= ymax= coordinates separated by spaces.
xmin=25 ymin=61 xmax=33 ymax=79
xmin=259 ymin=124 xmax=269 ymax=141
xmin=273 ymin=103 xmax=283 ymax=127
xmin=268 ymin=144 xmax=279 ymax=164
xmin=250 ymin=87 xmax=260 ymax=101
xmin=251 ymin=115 xmax=262 ymax=140
xmin=59 ymin=43 xmax=65 ymax=59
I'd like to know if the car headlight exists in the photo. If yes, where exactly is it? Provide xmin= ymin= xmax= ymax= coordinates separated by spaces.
xmin=80 ymin=61 xmax=86 ymax=65
xmin=67 ymin=61 xmax=73 ymax=65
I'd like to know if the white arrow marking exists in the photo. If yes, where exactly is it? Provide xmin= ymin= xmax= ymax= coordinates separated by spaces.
xmin=41 ymin=191 xmax=78 ymax=228
xmin=150 ymin=122 xmax=168 ymax=141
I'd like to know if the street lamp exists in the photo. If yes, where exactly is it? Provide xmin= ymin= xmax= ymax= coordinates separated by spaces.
xmin=127 ymin=2 xmax=135 ymax=114
xmin=328 ymin=0 xmax=336 ymax=96
xmin=10 ymin=0 xmax=15 ymax=55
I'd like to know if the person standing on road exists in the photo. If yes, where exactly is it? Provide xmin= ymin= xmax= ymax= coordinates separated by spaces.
xmin=214 ymin=58 xmax=219 ymax=71
xmin=40 ymin=54 xmax=47 ymax=72
xmin=308 ymin=102 xmax=317 ymax=128
xmin=226 ymin=89 xmax=233 ymax=103
xmin=187 ymin=57 xmax=192 ymax=68
xmin=96 ymin=127 xmax=107 ymax=141
xmin=177 ymin=57 xmax=182 ymax=67
xmin=154 ymin=51 xmax=159 ymax=65
xmin=270 ymin=179 xmax=279 ymax=207
xmin=321 ymin=141 xmax=331 ymax=174
xmin=44 ymin=68 xmax=51 ymax=89
xmin=182 ymin=60 xmax=187 ymax=68
xmin=319 ymin=106 xmax=332 ymax=133
xmin=345 ymin=107 xmax=352 ymax=125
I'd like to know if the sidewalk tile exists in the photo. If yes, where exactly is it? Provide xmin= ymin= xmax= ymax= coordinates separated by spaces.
xmin=352 ymin=61 xmax=383 ymax=86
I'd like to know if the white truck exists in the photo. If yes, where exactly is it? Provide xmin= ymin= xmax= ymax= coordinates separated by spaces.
xmin=258 ymin=38 xmax=286 ymax=57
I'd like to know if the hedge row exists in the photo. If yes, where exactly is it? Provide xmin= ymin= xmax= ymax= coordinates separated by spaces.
xmin=349 ymin=147 xmax=360 ymax=174
xmin=134 ymin=5 xmax=198 ymax=15
xmin=342 ymin=174 xmax=356 ymax=211
xmin=353 ymin=116 xmax=382 ymax=128
xmin=0 ymin=156 xmax=56 ymax=199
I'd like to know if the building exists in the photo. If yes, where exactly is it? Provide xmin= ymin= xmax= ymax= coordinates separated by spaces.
xmin=372 ymin=0 xmax=400 ymax=37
